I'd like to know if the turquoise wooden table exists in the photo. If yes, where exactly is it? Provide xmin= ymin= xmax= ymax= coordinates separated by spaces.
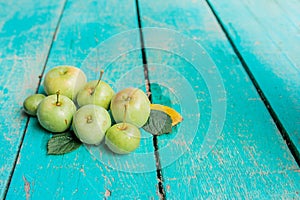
xmin=1 ymin=0 xmax=299 ymax=199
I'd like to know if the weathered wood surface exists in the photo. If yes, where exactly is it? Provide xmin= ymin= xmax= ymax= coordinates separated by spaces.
xmin=0 ymin=1 xmax=65 ymax=198
xmin=5 ymin=0 xmax=159 ymax=199
xmin=0 ymin=0 xmax=299 ymax=199
xmin=138 ymin=0 xmax=300 ymax=198
xmin=208 ymin=0 xmax=300 ymax=155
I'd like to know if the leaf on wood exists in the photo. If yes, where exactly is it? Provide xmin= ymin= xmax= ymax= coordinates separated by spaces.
xmin=142 ymin=110 xmax=172 ymax=136
xmin=47 ymin=131 xmax=82 ymax=155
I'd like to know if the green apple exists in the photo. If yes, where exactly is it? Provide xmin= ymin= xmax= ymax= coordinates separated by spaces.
xmin=110 ymin=88 xmax=150 ymax=127
xmin=76 ymin=80 xmax=114 ymax=109
xmin=23 ymin=94 xmax=46 ymax=116
xmin=105 ymin=123 xmax=141 ymax=154
xmin=37 ymin=92 xmax=76 ymax=132
xmin=43 ymin=66 xmax=87 ymax=100
xmin=72 ymin=104 xmax=111 ymax=145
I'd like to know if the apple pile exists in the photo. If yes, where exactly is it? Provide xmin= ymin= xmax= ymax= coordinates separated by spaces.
xmin=23 ymin=65 xmax=152 ymax=154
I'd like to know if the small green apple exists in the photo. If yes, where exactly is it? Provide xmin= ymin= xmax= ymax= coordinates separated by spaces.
xmin=110 ymin=88 xmax=150 ymax=127
xmin=72 ymin=104 xmax=111 ymax=145
xmin=43 ymin=66 xmax=87 ymax=100
xmin=76 ymin=80 xmax=114 ymax=109
xmin=37 ymin=92 xmax=76 ymax=132
xmin=105 ymin=123 xmax=141 ymax=154
xmin=23 ymin=94 xmax=46 ymax=116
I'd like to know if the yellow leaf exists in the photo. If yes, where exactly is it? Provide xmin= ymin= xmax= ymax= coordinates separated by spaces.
xmin=150 ymin=104 xmax=183 ymax=126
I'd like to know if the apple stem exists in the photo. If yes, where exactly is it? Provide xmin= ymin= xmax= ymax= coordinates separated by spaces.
xmin=120 ymin=104 xmax=128 ymax=130
xmin=56 ymin=90 xmax=61 ymax=106
xmin=91 ymin=70 xmax=104 ymax=95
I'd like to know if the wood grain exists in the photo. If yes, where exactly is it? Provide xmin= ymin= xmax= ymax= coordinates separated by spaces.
xmin=6 ymin=0 xmax=159 ymax=199
xmin=138 ymin=0 xmax=300 ymax=198
xmin=207 ymin=0 xmax=300 ymax=157
xmin=0 ymin=1 xmax=65 ymax=198
xmin=2 ymin=0 xmax=300 ymax=199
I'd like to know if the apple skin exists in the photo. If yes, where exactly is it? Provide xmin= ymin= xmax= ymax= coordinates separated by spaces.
xmin=37 ymin=94 xmax=77 ymax=133
xmin=110 ymin=88 xmax=150 ymax=128
xmin=105 ymin=123 xmax=141 ymax=154
xmin=72 ymin=104 xmax=111 ymax=145
xmin=43 ymin=66 xmax=87 ymax=100
xmin=23 ymin=94 xmax=46 ymax=116
xmin=76 ymin=80 xmax=115 ymax=109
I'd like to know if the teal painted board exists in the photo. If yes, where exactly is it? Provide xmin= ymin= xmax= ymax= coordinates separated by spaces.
xmin=0 ymin=1 xmax=65 ymax=198
xmin=6 ymin=0 xmax=159 ymax=199
xmin=138 ymin=0 xmax=300 ymax=198
xmin=207 ymin=0 xmax=300 ymax=155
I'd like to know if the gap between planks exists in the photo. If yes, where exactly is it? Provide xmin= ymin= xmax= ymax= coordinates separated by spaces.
xmin=205 ymin=0 xmax=300 ymax=167
xmin=4 ymin=0 xmax=177 ymax=199
xmin=135 ymin=0 xmax=167 ymax=199
xmin=3 ymin=0 xmax=69 ymax=199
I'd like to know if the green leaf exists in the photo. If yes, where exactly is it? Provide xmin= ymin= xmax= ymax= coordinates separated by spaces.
xmin=142 ymin=110 xmax=172 ymax=136
xmin=47 ymin=131 xmax=82 ymax=155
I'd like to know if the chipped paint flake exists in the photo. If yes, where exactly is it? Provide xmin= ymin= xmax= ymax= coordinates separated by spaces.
xmin=23 ymin=175 xmax=30 ymax=200
xmin=105 ymin=189 xmax=111 ymax=197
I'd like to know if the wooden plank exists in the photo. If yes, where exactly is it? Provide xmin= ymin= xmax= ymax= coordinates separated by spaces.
xmin=207 ymin=0 xmax=300 ymax=155
xmin=0 ymin=1 xmax=65 ymax=198
xmin=6 ymin=0 xmax=159 ymax=199
xmin=138 ymin=0 xmax=300 ymax=198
